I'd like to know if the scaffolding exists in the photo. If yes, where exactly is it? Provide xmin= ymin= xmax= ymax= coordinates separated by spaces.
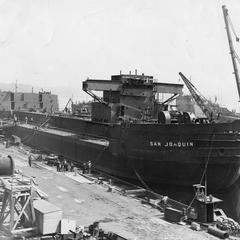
xmin=0 ymin=175 xmax=37 ymax=234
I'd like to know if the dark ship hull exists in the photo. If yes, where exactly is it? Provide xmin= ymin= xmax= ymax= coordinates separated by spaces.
xmin=4 ymin=111 xmax=240 ymax=190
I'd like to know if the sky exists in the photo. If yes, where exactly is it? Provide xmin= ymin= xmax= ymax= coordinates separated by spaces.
xmin=0 ymin=0 xmax=240 ymax=110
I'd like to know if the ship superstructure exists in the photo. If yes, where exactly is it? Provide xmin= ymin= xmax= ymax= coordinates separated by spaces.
xmin=83 ymin=73 xmax=186 ymax=124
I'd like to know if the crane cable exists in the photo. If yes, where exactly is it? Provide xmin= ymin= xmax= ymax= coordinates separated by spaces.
xmin=186 ymin=129 xmax=215 ymax=210
xmin=227 ymin=15 xmax=240 ymax=42
xmin=234 ymin=51 xmax=240 ymax=65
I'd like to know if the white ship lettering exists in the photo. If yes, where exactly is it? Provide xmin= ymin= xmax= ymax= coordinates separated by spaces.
xmin=150 ymin=141 xmax=194 ymax=147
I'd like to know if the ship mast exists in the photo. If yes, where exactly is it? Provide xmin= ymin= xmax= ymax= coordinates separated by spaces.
xmin=222 ymin=5 xmax=240 ymax=101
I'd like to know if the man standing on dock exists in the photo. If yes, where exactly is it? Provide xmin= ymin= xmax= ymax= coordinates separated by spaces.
xmin=63 ymin=159 xmax=67 ymax=172
xmin=88 ymin=161 xmax=92 ymax=174
xmin=28 ymin=154 xmax=33 ymax=167
xmin=83 ymin=162 xmax=87 ymax=174
xmin=56 ymin=159 xmax=60 ymax=172
xmin=70 ymin=162 xmax=74 ymax=172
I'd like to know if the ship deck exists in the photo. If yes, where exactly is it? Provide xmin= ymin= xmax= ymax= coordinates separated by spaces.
xmin=19 ymin=123 xmax=109 ymax=147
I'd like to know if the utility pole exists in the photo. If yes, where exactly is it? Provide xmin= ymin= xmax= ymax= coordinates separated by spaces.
xmin=15 ymin=80 xmax=18 ymax=93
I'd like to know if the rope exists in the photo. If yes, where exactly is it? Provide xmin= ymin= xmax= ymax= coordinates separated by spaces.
xmin=199 ymin=129 xmax=215 ymax=186
xmin=39 ymin=115 xmax=51 ymax=128
xmin=87 ymin=124 xmax=110 ymax=166
xmin=133 ymin=169 xmax=192 ymax=211
xmin=186 ymin=192 xmax=198 ymax=210
xmin=186 ymin=129 xmax=215 ymax=210
xmin=18 ymin=114 xmax=52 ymax=144
xmin=133 ymin=169 xmax=162 ymax=202
xmin=91 ymin=145 xmax=108 ymax=165
xmin=134 ymin=169 xmax=152 ymax=192
xmin=234 ymin=51 xmax=240 ymax=65
xmin=227 ymin=15 xmax=240 ymax=42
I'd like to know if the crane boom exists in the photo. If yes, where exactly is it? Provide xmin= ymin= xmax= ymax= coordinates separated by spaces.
xmin=179 ymin=72 xmax=213 ymax=120
xmin=222 ymin=5 xmax=240 ymax=101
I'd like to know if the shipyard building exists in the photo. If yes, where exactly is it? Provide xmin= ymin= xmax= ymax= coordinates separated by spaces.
xmin=0 ymin=91 xmax=58 ymax=113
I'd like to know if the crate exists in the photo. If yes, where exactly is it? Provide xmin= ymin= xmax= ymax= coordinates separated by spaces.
xmin=34 ymin=199 xmax=62 ymax=235
xmin=60 ymin=218 xmax=76 ymax=234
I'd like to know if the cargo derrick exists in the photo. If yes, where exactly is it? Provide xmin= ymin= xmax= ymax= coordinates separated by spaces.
xmin=82 ymin=72 xmax=188 ymax=124
xmin=222 ymin=5 xmax=240 ymax=102
xmin=179 ymin=72 xmax=217 ymax=122
xmin=178 ymin=72 xmax=240 ymax=123
xmin=176 ymin=7 xmax=240 ymax=123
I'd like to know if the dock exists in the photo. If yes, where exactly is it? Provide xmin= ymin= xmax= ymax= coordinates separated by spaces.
xmin=0 ymin=142 xmax=224 ymax=240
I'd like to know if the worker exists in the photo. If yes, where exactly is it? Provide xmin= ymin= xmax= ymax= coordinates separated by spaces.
xmin=58 ymin=160 xmax=62 ymax=172
xmin=13 ymin=114 xmax=17 ymax=125
xmin=5 ymin=140 xmax=9 ymax=148
xmin=56 ymin=159 xmax=60 ymax=172
xmin=70 ymin=162 xmax=74 ymax=172
xmin=73 ymin=165 xmax=77 ymax=176
xmin=66 ymin=162 xmax=70 ymax=172
xmin=28 ymin=154 xmax=33 ymax=167
xmin=83 ymin=162 xmax=87 ymax=174
xmin=61 ymin=160 xmax=65 ymax=172
xmin=25 ymin=116 xmax=28 ymax=124
xmin=63 ymin=159 xmax=68 ymax=171
xmin=87 ymin=161 xmax=92 ymax=174
xmin=63 ymin=159 xmax=67 ymax=172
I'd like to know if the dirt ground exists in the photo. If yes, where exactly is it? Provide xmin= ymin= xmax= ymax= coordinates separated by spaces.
xmin=0 ymin=143 xmax=227 ymax=240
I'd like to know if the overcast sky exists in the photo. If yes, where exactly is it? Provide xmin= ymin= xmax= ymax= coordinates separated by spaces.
xmin=0 ymin=0 xmax=240 ymax=110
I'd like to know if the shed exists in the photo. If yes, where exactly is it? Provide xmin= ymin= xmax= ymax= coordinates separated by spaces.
xmin=33 ymin=199 xmax=62 ymax=235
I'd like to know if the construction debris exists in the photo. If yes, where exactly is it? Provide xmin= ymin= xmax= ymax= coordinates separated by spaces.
xmin=216 ymin=216 xmax=240 ymax=234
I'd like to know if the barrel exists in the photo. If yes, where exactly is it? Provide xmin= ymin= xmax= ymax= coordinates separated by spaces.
xmin=0 ymin=155 xmax=14 ymax=176
xmin=208 ymin=226 xmax=229 ymax=239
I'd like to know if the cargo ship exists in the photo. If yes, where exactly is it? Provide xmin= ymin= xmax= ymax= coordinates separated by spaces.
xmin=2 ymin=5 xmax=240 ymax=190
xmin=2 ymin=71 xmax=240 ymax=190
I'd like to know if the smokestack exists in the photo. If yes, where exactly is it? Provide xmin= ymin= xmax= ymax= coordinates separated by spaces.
xmin=120 ymin=70 xmax=122 ymax=75
xmin=135 ymin=69 xmax=137 ymax=75
xmin=129 ymin=71 xmax=131 ymax=75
